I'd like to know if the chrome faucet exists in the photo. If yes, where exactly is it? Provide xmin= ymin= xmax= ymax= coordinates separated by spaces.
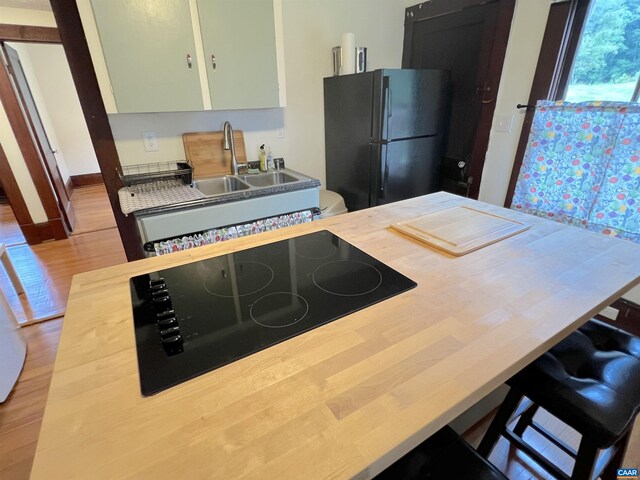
xmin=223 ymin=121 xmax=246 ymax=175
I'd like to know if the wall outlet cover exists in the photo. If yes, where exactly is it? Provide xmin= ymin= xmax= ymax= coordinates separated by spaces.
xmin=142 ymin=131 xmax=159 ymax=152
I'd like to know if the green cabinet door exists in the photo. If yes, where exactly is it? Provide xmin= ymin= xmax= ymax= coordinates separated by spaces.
xmin=197 ymin=0 xmax=280 ymax=110
xmin=91 ymin=0 xmax=204 ymax=113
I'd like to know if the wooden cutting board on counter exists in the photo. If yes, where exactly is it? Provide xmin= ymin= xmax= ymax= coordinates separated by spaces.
xmin=390 ymin=205 xmax=530 ymax=256
xmin=182 ymin=130 xmax=248 ymax=179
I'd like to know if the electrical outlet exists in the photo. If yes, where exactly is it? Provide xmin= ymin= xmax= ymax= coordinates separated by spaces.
xmin=599 ymin=306 xmax=619 ymax=321
xmin=494 ymin=115 xmax=513 ymax=133
xmin=277 ymin=127 xmax=285 ymax=139
xmin=142 ymin=131 xmax=159 ymax=152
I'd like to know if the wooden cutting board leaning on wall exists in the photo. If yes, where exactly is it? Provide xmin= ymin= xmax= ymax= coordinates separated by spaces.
xmin=182 ymin=130 xmax=248 ymax=179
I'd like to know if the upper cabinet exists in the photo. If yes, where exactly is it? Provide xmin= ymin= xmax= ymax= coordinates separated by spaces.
xmin=79 ymin=0 xmax=286 ymax=114
xmin=198 ymin=0 xmax=280 ymax=110
xmin=89 ymin=0 xmax=204 ymax=113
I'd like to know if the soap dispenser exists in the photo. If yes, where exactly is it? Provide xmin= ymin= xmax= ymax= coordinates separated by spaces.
xmin=259 ymin=144 xmax=267 ymax=172
xmin=266 ymin=146 xmax=274 ymax=171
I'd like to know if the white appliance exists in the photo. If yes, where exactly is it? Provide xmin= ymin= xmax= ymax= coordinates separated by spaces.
xmin=0 ymin=290 xmax=26 ymax=402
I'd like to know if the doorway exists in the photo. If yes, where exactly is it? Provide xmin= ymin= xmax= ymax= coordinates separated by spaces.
xmin=0 ymin=24 xmax=101 ymax=245
xmin=2 ymin=42 xmax=75 ymax=233
xmin=402 ymin=0 xmax=515 ymax=199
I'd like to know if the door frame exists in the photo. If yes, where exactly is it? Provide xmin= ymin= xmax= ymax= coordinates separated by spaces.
xmin=0 ymin=24 xmax=70 ymax=243
xmin=2 ymin=43 xmax=76 ymax=233
xmin=402 ymin=0 xmax=516 ymax=199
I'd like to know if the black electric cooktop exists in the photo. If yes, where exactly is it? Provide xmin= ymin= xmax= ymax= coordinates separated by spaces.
xmin=130 ymin=230 xmax=416 ymax=396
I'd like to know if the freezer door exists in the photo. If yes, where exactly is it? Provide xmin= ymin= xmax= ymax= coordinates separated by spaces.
xmin=374 ymin=136 xmax=441 ymax=205
xmin=373 ymin=69 xmax=450 ymax=141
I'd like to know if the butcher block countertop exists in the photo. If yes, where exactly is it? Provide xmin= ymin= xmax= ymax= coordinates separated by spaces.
xmin=30 ymin=192 xmax=640 ymax=479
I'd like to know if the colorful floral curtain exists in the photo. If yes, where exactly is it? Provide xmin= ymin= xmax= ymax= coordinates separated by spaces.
xmin=511 ymin=100 xmax=640 ymax=242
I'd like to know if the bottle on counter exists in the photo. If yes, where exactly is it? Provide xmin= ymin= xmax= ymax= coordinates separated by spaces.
xmin=266 ymin=146 xmax=274 ymax=171
xmin=259 ymin=144 xmax=267 ymax=172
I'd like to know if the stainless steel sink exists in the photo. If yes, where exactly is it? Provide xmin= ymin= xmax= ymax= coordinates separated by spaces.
xmin=239 ymin=172 xmax=298 ymax=187
xmin=193 ymin=176 xmax=249 ymax=196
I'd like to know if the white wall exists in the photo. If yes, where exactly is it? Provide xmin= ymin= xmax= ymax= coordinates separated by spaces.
xmin=0 ymin=6 xmax=55 ymax=26
xmin=108 ymin=0 xmax=407 ymax=186
xmin=8 ymin=42 xmax=71 ymax=183
xmin=0 ymin=7 xmax=55 ymax=224
xmin=21 ymin=43 xmax=100 ymax=176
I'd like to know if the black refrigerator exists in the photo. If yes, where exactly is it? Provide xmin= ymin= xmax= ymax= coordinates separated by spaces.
xmin=324 ymin=69 xmax=449 ymax=211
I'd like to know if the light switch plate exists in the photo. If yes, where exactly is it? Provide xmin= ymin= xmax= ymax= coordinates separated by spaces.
xmin=494 ymin=115 xmax=513 ymax=133
xmin=142 ymin=131 xmax=159 ymax=152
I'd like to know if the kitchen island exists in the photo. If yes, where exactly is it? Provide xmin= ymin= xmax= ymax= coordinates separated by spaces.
xmin=30 ymin=192 xmax=640 ymax=479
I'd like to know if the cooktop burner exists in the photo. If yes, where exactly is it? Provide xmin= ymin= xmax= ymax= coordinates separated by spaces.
xmin=313 ymin=260 xmax=383 ymax=296
xmin=130 ymin=230 xmax=416 ymax=396
xmin=251 ymin=292 xmax=309 ymax=328
xmin=203 ymin=260 xmax=274 ymax=297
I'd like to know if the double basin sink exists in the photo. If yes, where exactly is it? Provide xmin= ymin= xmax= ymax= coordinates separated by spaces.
xmin=193 ymin=171 xmax=301 ymax=197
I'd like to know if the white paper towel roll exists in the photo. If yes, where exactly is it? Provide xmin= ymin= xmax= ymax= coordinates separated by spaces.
xmin=341 ymin=33 xmax=355 ymax=75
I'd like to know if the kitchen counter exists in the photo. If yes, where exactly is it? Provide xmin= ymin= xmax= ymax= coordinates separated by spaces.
xmin=30 ymin=192 xmax=640 ymax=479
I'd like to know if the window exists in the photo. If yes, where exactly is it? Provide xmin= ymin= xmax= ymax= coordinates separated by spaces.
xmin=564 ymin=0 xmax=640 ymax=102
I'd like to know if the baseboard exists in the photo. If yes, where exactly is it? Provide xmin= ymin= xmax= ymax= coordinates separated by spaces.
xmin=65 ymin=177 xmax=73 ymax=196
xmin=595 ymin=298 xmax=640 ymax=336
xmin=20 ymin=218 xmax=67 ymax=244
xmin=70 ymin=173 xmax=103 ymax=188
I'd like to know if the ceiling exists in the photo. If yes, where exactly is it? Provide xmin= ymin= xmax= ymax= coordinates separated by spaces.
xmin=0 ymin=0 xmax=51 ymax=11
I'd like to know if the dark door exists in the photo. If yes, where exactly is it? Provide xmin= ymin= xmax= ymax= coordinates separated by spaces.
xmin=2 ymin=44 xmax=75 ymax=231
xmin=373 ymin=69 xmax=450 ymax=142
xmin=374 ymin=136 xmax=441 ymax=206
xmin=403 ymin=0 xmax=515 ymax=198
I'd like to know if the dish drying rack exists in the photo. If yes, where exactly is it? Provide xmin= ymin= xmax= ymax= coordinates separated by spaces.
xmin=118 ymin=161 xmax=193 ymax=187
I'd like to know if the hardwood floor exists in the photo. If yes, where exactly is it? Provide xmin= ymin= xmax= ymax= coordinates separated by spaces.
xmin=0 ymin=184 xmax=115 ymax=245
xmin=463 ymin=403 xmax=640 ymax=478
xmin=0 ymin=183 xmax=126 ymax=479
xmin=0 ymin=320 xmax=61 ymax=480
xmin=0 ymin=184 xmax=124 ymax=324
xmin=0 ymin=202 xmax=26 ymax=246
xmin=69 ymin=184 xmax=116 ymax=235
xmin=0 ymin=229 xmax=126 ymax=324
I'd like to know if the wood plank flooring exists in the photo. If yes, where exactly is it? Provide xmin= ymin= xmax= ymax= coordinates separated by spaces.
xmin=0 ymin=184 xmax=115 ymax=245
xmin=0 ymin=319 xmax=61 ymax=480
xmin=69 ymin=184 xmax=116 ymax=235
xmin=465 ymin=408 xmax=640 ymax=478
xmin=0 ymin=201 xmax=26 ymax=246
xmin=0 ymin=228 xmax=126 ymax=324
xmin=0 ymin=185 xmax=124 ymax=324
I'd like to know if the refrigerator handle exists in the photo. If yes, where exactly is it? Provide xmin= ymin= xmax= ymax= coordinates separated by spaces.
xmin=383 ymin=82 xmax=392 ymax=141
xmin=378 ymin=143 xmax=388 ymax=200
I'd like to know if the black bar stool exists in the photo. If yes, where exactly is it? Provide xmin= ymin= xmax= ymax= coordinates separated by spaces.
xmin=376 ymin=426 xmax=508 ymax=480
xmin=478 ymin=319 xmax=640 ymax=480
